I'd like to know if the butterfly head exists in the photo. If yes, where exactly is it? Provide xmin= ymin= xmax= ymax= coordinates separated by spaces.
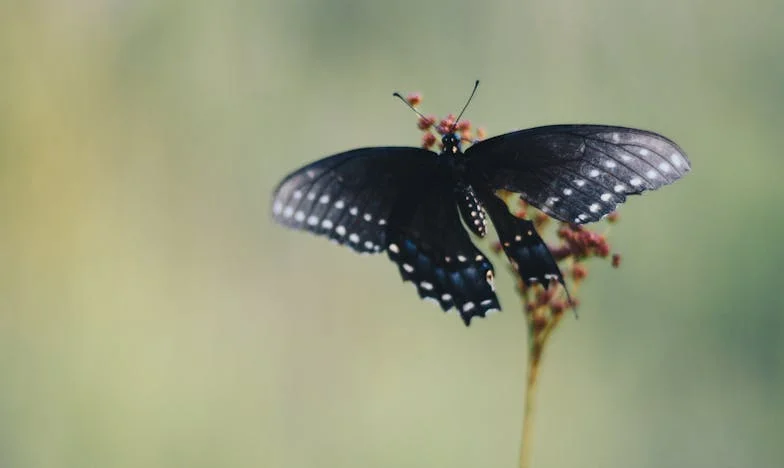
xmin=441 ymin=132 xmax=463 ymax=155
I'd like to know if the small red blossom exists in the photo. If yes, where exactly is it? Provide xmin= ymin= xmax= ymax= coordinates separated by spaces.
xmin=421 ymin=132 xmax=437 ymax=149
xmin=406 ymin=93 xmax=422 ymax=107
xmin=550 ymin=300 xmax=566 ymax=315
xmin=571 ymin=263 xmax=588 ymax=282
xmin=436 ymin=114 xmax=457 ymax=135
xmin=417 ymin=115 xmax=437 ymax=130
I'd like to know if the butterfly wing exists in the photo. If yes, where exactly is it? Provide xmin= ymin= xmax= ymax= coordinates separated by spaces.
xmin=477 ymin=188 xmax=567 ymax=294
xmin=272 ymin=147 xmax=437 ymax=253
xmin=273 ymin=147 xmax=498 ymax=326
xmin=466 ymin=125 xmax=691 ymax=223
xmin=386 ymin=172 xmax=500 ymax=326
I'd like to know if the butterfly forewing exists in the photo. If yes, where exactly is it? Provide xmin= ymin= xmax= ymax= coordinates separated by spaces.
xmin=467 ymin=125 xmax=691 ymax=223
xmin=272 ymin=147 xmax=437 ymax=253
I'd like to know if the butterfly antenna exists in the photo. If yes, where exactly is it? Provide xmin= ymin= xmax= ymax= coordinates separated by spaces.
xmin=451 ymin=80 xmax=480 ymax=131
xmin=392 ymin=91 xmax=429 ymax=120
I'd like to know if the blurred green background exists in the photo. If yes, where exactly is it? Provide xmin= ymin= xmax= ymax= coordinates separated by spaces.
xmin=2 ymin=1 xmax=783 ymax=467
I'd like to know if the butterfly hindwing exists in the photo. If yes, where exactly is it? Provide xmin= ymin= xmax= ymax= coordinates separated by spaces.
xmin=467 ymin=125 xmax=691 ymax=224
xmin=386 ymin=175 xmax=500 ymax=326
xmin=272 ymin=147 xmax=438 ymax=253
xmin=478 ymin=188 xmax=567 ymax=293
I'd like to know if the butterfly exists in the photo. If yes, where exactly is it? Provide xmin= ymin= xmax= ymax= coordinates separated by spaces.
xmin=271 ymin=81 xmax=691 ymax=325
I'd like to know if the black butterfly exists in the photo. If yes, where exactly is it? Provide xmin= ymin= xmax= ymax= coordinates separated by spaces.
xmin=272 ymin=82 xmax=690 ymax=325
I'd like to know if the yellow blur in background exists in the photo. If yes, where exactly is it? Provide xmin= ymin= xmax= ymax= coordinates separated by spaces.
xmin=1 ymin=1 xmax=783 ymax=467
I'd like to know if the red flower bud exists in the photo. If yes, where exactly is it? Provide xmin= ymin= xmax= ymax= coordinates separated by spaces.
xmin=421 ymin=132 xmax=437 ymax=149
xmin=456 ymin=120 xmax=471 ymax=131
xmin=571 ymin=263 xmax=588 ymax=281
xmin=417 ymin=115 xmax=436 ymax=130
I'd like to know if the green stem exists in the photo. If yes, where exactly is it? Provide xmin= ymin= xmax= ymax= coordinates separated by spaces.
xmin=519 ymin=345 xmax=542 ymax=468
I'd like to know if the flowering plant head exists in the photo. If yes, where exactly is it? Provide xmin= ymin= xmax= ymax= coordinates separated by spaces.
xmin=404 ymin=92 xmax=622 ymax=333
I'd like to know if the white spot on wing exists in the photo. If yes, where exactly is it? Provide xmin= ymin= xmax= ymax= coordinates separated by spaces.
xmin=349 ymin=233 xmax=360 ymax=243
xmin=334 ymin=200 xmax=345 ymax=209
xmin=612 ymin=133 xmax=620 ymax=142
xmin=294 ymin=211 xmax=305 ymax=222
xmin=306 ymin=192 xmax=316 ymax=201
xmin=378 ymin=219 xmax=386 ymax=225
xmin=307 ymin=215 xmax=319 ymax=226
xmin=349 ymin=207 xmax=358 ymax=216
xmin=614 ymin=184 xmax=626 ymax=193
xmin=283 ymin=206 xmax=294 ymax=218
xmin=600 ymin=193 xmax=612 ymax=202
xmin=658 ymin=162 xmax=672 ymax=173
xmin=321 ymin=219 xmax=333 ymax=229
xmin=639 ymin=148 xmax=650 ymax=156
xmin=604 ymin=160 xmax=617 ymax=169
xmin=589 ymin=169 xmax=601 ymax=177
xmin=563 ymin=188 xmax=573 ymax=196
xmin=273 ymin=202 xmax=283 ymax=215
xmin=630 ymin=177 xmax=643 ymax=187
xmin=402 ymin=263 xmax=414 ymax=273
xmin=335 ymin=225 xmax=346 ymax=236
xmin=363 ymin=213 xmax=372 ymax=222
xmin=389 ymin=243 xmax=399 ymax=254
xmin=420 ymin=281 xmax=434 ymax=290
xmin=574 ymin=179 xmax=586 ymax=187
xmin=457 ymin=255 xmax=467 ymax=262
xmin=293 ymin=190 xmax=302 ymax=200
xmin=441 ymin=294 xmax=452 ymax=301
xmin=589 ymin=203 xmax=601 ymax=213
xmin=646 ymin=169 xmax=658 ymax=179
xmin=671 ymin=153 xmax=685 ymax=168
xmin=364 ymin=240 xmax=373 ymax=249
xmin=462 ymin=302 xmax=475 ymax=312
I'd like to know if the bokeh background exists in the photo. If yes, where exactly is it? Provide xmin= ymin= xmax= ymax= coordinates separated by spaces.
xmin=2 ymin=1 xmax=783 ymax=467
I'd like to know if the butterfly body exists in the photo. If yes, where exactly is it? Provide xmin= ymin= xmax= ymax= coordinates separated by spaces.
xmin=272 ymin=122 xmax=690 ymax=325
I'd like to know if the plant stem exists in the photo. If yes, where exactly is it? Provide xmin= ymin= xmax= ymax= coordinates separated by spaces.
xmin=519 ymin=347 xmax=541 ymax=468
